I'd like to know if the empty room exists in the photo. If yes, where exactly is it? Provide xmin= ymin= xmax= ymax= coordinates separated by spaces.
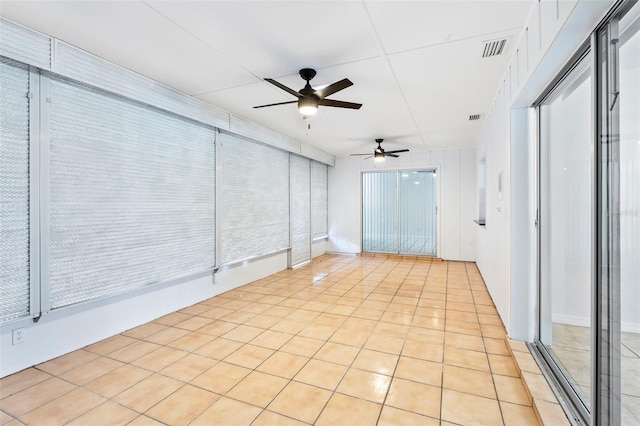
xmin=0 ymin=0 xmax=638 ymax=425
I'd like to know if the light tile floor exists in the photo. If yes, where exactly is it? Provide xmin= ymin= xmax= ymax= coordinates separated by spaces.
xmin=0 ymin=254 xmax=540 ymax=425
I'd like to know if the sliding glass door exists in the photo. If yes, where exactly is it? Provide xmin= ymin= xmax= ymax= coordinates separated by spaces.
xmin=602 ymin=3 xmax=640 ymax=423
xmin=538 ymin=52 xmax=593 ymax=413
xmin=399 ymin=171 xmax=437 ymax=254
xmin=535 ymin=1 xmax=639 ymax=424
xmin=362 ymin=170 xmax=437 ymax=256
xmin=362 ymin=171 xmax=397 ymax=252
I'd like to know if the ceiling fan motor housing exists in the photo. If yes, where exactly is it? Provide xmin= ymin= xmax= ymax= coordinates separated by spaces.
xmin=299 ymin=68 xmax=317 ymax=81
xmin=350 ymin=138 xmax=410 ymax=159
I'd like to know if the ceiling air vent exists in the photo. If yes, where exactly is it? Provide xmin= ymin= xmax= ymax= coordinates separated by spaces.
xmin=482 ymin=38 xmax=509 ymax=58
xmin=469 ymin=114 xmax=481 ymax=121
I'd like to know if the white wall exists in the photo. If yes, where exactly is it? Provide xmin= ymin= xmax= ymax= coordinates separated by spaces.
xmin=0 ymin=252 xmax=289 ymax=377
xmin=328 ymin=148 xmax=476 ymax=261
xmin=475 ymin=0 xmax=615 ymax=340
xmin=312 ymin=240 xmax=328 ymax=259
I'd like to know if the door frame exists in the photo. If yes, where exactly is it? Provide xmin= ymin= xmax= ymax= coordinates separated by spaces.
xmin=529 ymin=1 xmax=636 ymax=424
xmin=359 ymin=166 xmax=441 ymax=257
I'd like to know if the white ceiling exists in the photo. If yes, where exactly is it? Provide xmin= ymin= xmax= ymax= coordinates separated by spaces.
xmin=0 ymin=0 xmax=533 ymax=157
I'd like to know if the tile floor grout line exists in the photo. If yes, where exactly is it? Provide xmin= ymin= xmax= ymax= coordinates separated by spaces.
xmin=317 ymin=257 xmax=401 ymax=424
xmin=374 ymin=258 xmax=432 ymax=425
xmin=229 ymin=256 xmax=371 ymax=425
xmin=437 ymin=259 xmax=450 ymax=424
xmin=1 ymin=255 xmax=532 ymax=426
xmin=466 ymin=261 xmax=507 ymax=426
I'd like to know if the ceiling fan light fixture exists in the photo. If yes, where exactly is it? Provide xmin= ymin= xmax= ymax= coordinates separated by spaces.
xmin=298 ymin=97 xmax=318 ymax=116
xmin=255 ymin=68 xmax=361 ymax=114
xmin=350 ymin=139 xmax=409 ymax=161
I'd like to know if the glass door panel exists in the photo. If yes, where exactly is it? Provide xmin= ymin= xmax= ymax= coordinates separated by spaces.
xmin=539 ymin=54 xmax=593 ymax=410
xmin=362 ymin=171 xmax=397 ymax=253
xmin=362 ymin=170 xmax=437 ymax=255
xmin=399 ymin=171 xmax=437 ymax=255
xmin=617 ymin=3 xmax=640 ymax=423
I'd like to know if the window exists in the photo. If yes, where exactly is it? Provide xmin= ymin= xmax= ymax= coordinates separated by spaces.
xmin=290 ymin=155 xmax=311 ymax=266
xmin=1 ymin=58 xmax=217 ymax=319
xmin=0 ymin=57 xmax=31 ymax=322
xmin=47 ymin=77 xmax=216 ymax=309
xmin=218 ymin=132 xmax=289 ymax=265
xmin=311 ymin=161 xmax=328 ymax=239
xmin=0 ymin=19 xmax=332 ymax=324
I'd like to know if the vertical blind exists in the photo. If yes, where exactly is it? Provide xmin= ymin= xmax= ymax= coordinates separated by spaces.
xmin=399 ymin=171 xmax=437 ymax=255
xmin=48 ymin=77 xmax=216 ymax=309
xmin=362 ymin=170 xmax=437 ymax=255
xmin=311 ymin=161 xmax=328 ymax=238
xmin=219 ymin=132 xmax=289 ymax=265
xmin=0 ymin=57 xmax=31 ymax=322
xmin=362 ymin=171 xmax=397 ymax=252
xmin=291 ymin=155 xmax=311 ymax=266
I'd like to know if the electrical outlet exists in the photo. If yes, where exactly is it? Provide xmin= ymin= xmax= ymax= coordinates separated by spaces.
xmin=12 ymin=328 xmax=25 ymax=345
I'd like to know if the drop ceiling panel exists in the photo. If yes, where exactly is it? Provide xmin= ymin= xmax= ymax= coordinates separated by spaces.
xmin=148 ymin=0 xmax=380 ymax=83
xmin=198 ymin=81 xmax=347 ymax=153
xmin=365 ymin=0 xmax=532 ymax=54
xmin=389 ymin=35 xmax=516 ymax=148
xmin=0 ymin=1 xmax=257 ymax=95
xmin=280 ymin=58 xmax=419 ymax=156
xmin=0 ymin=0 xmax=534 ymax=157
xmin=198 ymin=57 xmax=418 ymax=157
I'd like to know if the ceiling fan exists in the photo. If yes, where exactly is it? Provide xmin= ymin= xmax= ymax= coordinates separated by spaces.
xmin=351 ymin=139 xmax=409 ymax=161
xmin=253 ymin=68 xmax=362 ymax=116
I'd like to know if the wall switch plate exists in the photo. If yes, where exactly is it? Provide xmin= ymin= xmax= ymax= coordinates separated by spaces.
xmin=12 ymin=328 xmax=25 ymax=345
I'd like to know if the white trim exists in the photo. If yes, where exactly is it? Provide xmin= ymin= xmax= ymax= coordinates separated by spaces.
xmin=0 ymin=17 xmax=335 ymax=166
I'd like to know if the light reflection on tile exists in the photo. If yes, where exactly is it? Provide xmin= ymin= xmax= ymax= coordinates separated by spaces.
xmin=1 ymin=255 xmax=546 ymax=425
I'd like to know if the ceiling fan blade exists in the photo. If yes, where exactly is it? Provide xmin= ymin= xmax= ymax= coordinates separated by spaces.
xmin=264 ymin=78 xmax=302 ymax=98
xmin=318 ymin=99 xmax=362 ymax=109
xmin=314 ymin=78 xmax=353 ymax=99
xmin=350 ymin=153 xmax=370 ymax=156
xmin=253 ymin=100 xmax=297 ymax=109
xmin=385 ymin=149 xmax=410 ymax=154
xmin=387 ymin=154 xmax=400 ymax=158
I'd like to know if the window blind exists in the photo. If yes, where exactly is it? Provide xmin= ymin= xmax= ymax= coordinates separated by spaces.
xmin=0 ymin=19 xmax=52 ymax=70
xmin=291 ymin=155 xmax=311 ymax=266
xmin=48 ymin=76 xmax=216 ymax=309
xmin=0 ymin=57 xmax=31 ymax=322
xmin=362 ymin=170 xmax=437 ymax=255
xmin=218 ymin=132 xmax=289 ymax=265
xmin=399 ymin=171 xmax=437 ymax=255
xmin=311 ymin=161 xmax=328 ymax=239
xmin=362 ymin=171 xmax=398 ymax=252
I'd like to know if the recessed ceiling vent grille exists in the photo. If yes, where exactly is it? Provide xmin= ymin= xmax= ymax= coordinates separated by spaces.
xmin=469 ymin=114 xmax=481 ymax=121
xmin=482 ymin=38 xmax=509 ymax=58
